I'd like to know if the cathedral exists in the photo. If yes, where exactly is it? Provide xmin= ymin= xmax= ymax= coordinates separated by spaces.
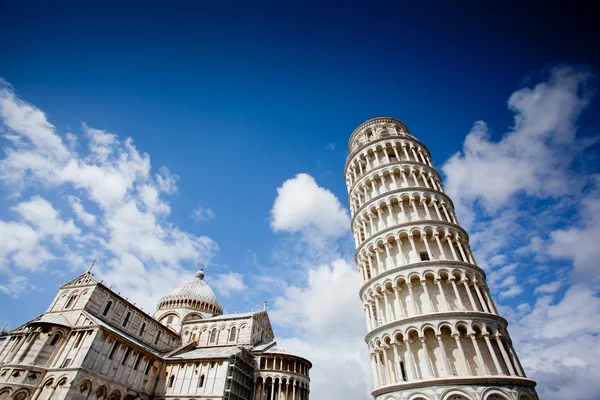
xmin=345 ymin=117 xmax=539 ymax=400
xmin=0 ymin=268 xmax=311 ymax=400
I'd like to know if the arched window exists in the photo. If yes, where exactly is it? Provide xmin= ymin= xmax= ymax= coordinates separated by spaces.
xmin=229 ymin=327 xmax=237 ymax=342
xmin=102 ymin=301 xmax=112 ymax=316
xmin=139 ymin=323 xmax=146 ymax=336
xmin=122 ymin=312 xmax=131 ymax=327
xmin=209 ymin=328 xmax=217 ymax=343
xmin=64 ymin=293 xmax=78 ymax=309
xmin=199 ymin=375 xmax=205 ymax=387
xmin=49 ymin=333 xmax=61 ymax=346
xmin=168 ymin=375 xmax=174 ymax=388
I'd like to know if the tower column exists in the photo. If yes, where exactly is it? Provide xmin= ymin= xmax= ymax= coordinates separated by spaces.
xmin=420 ymin=337 xmax=434 ymax=378
xmin=453 ymin=334 xmax=471 ymax=376
xmin=404 ymin=340 xmax=417 ymax=381
xmin=496 ymin=336 xmax=517 ymax=376
xmin=484 ymin=333 xmax=504 ymax=375
xmin=435 ymin=278 xmax=449 ymax=311
xmin=436 ymin=334 xmax=452 ymax=377
xmin=463 ymin=279 xmax=479 ymax=311
xmin=473 ymin=280 xmax=490 ymax=313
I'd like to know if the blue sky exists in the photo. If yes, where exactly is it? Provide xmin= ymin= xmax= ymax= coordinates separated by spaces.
xmin=1 ymin=2 xmax=599 ymax=400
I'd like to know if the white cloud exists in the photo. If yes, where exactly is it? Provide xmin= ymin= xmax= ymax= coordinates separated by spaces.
xmin=270 ymin=173 xmax=350 ymax=237
xmin=270 ymin=259 xmax=372 ymax=400
xmin=442 ymin=67 xmax=592 ymax=214
xmin=498 ymin=285 xmax=523 ymax=299
xmin=209 ymin=272 xmax=248 ymax=297
xmin=510 ymin=284 xmax=600 ymax=400
xmin=441 ymin=66 xmax=600 ymax=400
xmin=0 ymin=196 xmax=79 ymax=273
xmin=535 ymin=280 xmax=562 ymax=295
xmin=548 ymin=176 xmax=600 ymax=278
xmin=0 ymin=81 xmax=218 ymax=310
xmin=0 ymin=275 xmax=30 ymax=298
xmin=68 ymin=195 xmax=97 ymax=226
xmin=191 ymin=205 xmax=216 ymax=222
xmin=12 ymin=196 xmax=79 ymax=239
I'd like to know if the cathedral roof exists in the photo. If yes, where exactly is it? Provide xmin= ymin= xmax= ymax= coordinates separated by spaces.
xmin=157 ymin=268 xmax=223 ymax=315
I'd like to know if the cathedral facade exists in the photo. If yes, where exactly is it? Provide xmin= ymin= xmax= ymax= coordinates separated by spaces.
xmin=344 ymin=117 xmax=538 ymax=400
xmin=0 ymin=269 xmax=310 ymax=400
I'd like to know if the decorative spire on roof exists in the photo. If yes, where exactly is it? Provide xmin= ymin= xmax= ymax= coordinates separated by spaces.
xmin=195 ymin=265 xmax=205 ymax=280
xmin=87 ymin=259 xmax=96 ymax=274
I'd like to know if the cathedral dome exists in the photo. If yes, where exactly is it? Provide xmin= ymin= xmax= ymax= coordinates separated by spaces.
xmin=157 ymin=268 xmax=223 ymax=316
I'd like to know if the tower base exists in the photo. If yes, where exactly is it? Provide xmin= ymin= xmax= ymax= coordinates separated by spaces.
xmin=372 ymin=376 xmax=538 ymax=400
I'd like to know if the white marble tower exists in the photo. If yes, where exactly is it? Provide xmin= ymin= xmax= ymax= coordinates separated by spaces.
xmin=344 ymin=117 xmax=538 ymax=400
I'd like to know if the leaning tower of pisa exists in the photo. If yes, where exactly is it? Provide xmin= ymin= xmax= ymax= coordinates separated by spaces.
xmin=344 ymin=118 xmax=538 ymax=400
